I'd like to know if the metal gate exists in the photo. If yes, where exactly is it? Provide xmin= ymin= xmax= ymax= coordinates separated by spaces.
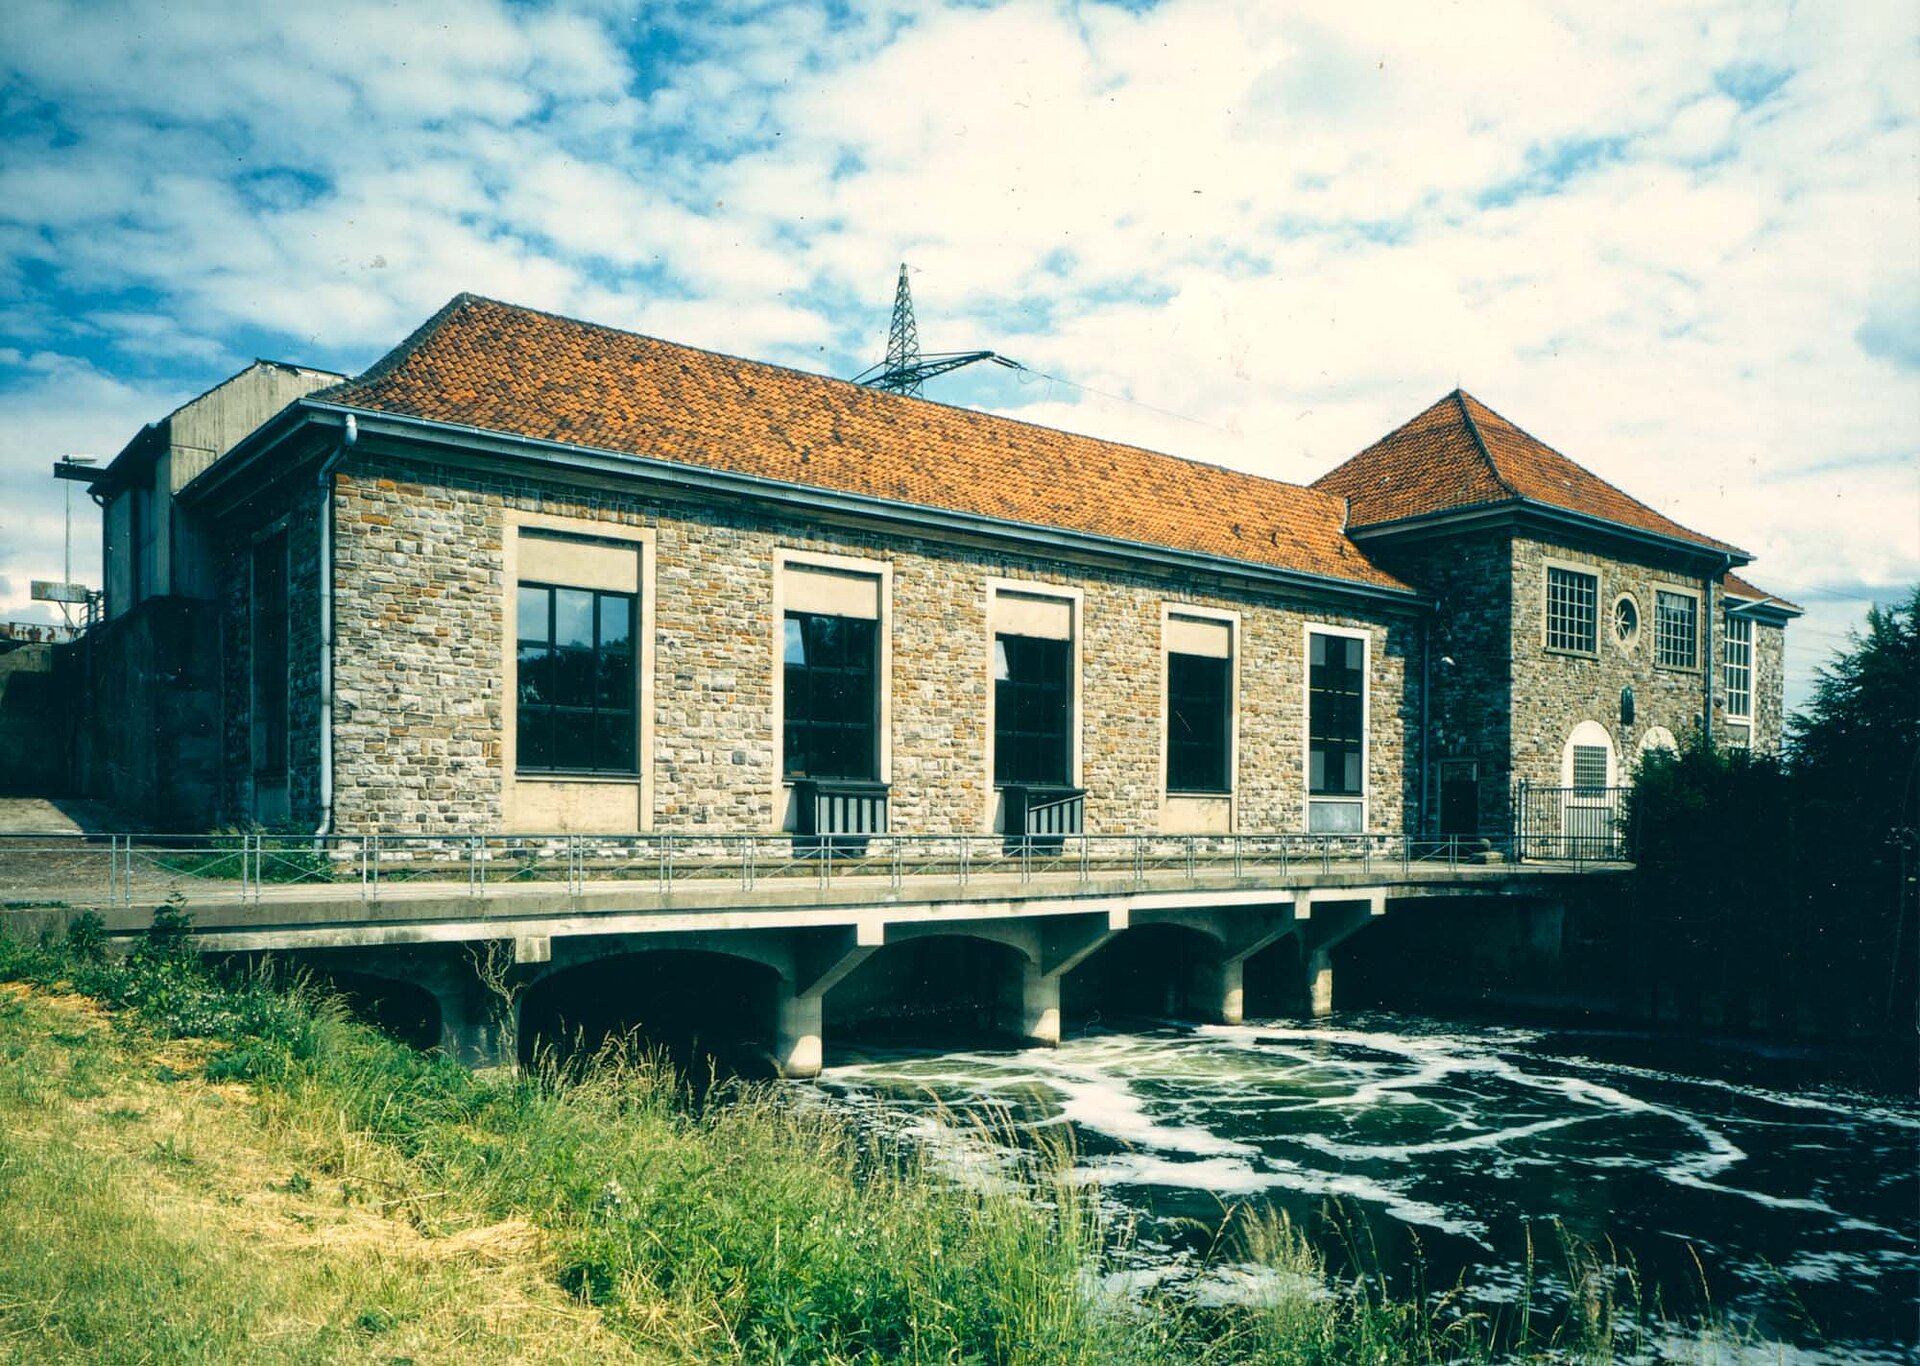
xmin=1512 ymin=781 xmax=1630 ymax=862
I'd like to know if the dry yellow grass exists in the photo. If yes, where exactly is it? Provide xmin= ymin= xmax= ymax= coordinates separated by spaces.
xmin=0 ymin=982 xmax=654 ymax=1364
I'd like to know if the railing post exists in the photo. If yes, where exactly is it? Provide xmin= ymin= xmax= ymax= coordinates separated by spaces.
xmin=959 ymin=835 xmax=970 ymax=888
xmin=890 ymin=835 xmax=902 ymax=890
xmin=1185 ymin=835 xmax=1196 ymax=882
xmin=1079 ymin=831 xmax=1090 ymax=884
xmin=744 ymin=834 xmax=756 ymax=892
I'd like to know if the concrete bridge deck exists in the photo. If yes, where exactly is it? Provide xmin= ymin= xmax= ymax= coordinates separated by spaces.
xmin=0 ymin=831 xmax=1627 ymax=1076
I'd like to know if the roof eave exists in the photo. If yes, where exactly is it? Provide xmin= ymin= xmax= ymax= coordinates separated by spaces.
xmin=207 ymin=400 xmax=1425 ymax=609
xmin=1344 ymin=498 xmax=1750 ymax=566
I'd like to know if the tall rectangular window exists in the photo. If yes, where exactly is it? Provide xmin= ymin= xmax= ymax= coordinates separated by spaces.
xmin=1308 ymin=632 xmax=1365 ymax=797
xmin=1724 ymin=614 xmax=1753 ymax=720
xmin=994 ymin=634 xmax=1071 ymax=785
xmin=1167 ymin=652 xmax=1230 ymax=793
xmin=1545 ymin=567 xmax=1598 ymax=653
xmin=517 ymin=582 xmax=637 ymax=774
xmin=1655 ymin=590 xmax=1698 ymax=669
xmin=250 ymin=531 xmax=288 ymax=781
xmin=783 ymin=612 xmax=878 ymax=780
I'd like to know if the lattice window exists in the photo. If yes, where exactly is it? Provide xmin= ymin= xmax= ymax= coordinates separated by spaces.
xmin=1655 ymin=590 xmax=1698 ymax=669
xmin=1546 ymin=567 xmax=1598 ymax=653
xmin=517 ymin=583 xmax=639 ymax=774
xmin=1724 ymin=614 xmax=1753 ymax=719
xmin=1571 ymin=744 xmax=1609 ymax=792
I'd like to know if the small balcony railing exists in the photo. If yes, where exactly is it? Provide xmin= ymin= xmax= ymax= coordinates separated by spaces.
xmin=1001 ymin=783 xmax=1085 ymax=854
xmin=791 ymin=778 xmax=889 ymax=856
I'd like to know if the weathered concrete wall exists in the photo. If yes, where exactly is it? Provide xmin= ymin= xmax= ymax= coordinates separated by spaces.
xmin=70 ymin=600 xmax=221 ymax=826
xmin=215 ymin=487 xmax=324 ymax=830
xmin=0 ymin=641 xmax=69 ymax=794
xmin=319 ymin=457 xmax=1417 ymax=836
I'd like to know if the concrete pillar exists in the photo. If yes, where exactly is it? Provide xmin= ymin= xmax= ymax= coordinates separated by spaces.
xmin=428 ymin=975 xmax=517 ymax=1068
xmin=1219 ymin=957 xmax=1245 ymax=1026
xmin=1021 ymin=964 xmax=1062 ymax=1047
xmin=1307 ymin=948 xmax=1334 ymax=1019
xmin=775 ymin=987 xmax=824 ymax=1079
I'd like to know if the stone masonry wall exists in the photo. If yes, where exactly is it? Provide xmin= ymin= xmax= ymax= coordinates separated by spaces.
xmin=1751 ymin=620 xmax=1786 ymax=753
xmin=1365 ymin=531 xmax=1512 ymax=833
xmin=324 ymin=456 xmax=1416 ymax=836
xmin=1507 ymin=534 xmax=1764 ymax=788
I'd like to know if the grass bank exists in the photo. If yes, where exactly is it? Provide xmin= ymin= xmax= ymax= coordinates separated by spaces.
xmin=0 ymin=911 xmax=1745 ymax=1364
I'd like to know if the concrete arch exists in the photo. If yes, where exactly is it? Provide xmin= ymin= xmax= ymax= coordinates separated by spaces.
xmin=1062 ymin=922 xmax=1230 ymax=1026
xmin=308 ymin=966 xmax=443 ymax=1050
xmin=825 ymin=933 xmax=1032 ymax=1047
xmin=519 ymin=948 xmax=783 ymax=1079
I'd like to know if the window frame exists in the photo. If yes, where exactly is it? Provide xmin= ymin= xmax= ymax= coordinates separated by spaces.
xmin=1301 ymin=623 xmax=1370 ymax=833
xmin=984 ymin=579 xmax=1082 ymax=827
xmin=1542 ymin=561 xmax=1600 ymax=656
xmin=1161 ymin=605 xmax=1238 ymax=801
xmin=1653 ymin=584 xmax=1701 ymax=672
xmin=514 ymin=580 xmax=641 ymax=777
xmin=501 ymin=513 xmax=655 ymax=830
xmin=1724 ymin=612 xmax=1754 ymax=723
xmin=773 ymin=549 xmax=892 ymax=823
xmin=781 ymin=610 xmax=881 ymax=781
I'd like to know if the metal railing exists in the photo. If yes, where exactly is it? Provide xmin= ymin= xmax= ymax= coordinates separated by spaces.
xmin=1512 ymin=782 xmax=1632 ymax=862
xmin=0 ymin=826 xmax=1620 ymax=912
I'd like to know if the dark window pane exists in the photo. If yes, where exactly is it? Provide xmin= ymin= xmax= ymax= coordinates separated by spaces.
xmin=1167 ymin=652 xmax=1229 ymax=792
xmin=517 ymin=643 xmax=551 ymax=705
xmin=995 ymin=633 xmax=1071 ymax=785
xmin=517 ymin=583 xmax=638 ymax=775
xmin=553 ymin=646 xmax=595 ymax=708
xmin=597 ymin=712 xmax=635 ymax=767
xmin=552 ymin=711 xmax=594 ymax=771
xmin=1308 ymin=632 xmax=1366 ymax=797
xmin=783 ymin=611 xmax=877 ymax=780
xmin=517 ymin=706 xmax=552 ymax=770
xmin=597 ymin=639 xmax=633 ymax=710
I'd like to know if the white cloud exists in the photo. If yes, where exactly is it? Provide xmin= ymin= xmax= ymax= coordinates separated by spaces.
xmin=0 ymin=0 xmax=1913 ymax=707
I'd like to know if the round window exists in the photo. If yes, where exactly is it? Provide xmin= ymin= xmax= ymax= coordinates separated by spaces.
xmin=1612 ymin=595 xmax=1640 ymax=651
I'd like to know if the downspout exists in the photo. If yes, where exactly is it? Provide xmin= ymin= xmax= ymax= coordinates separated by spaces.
xmin=314 ymin=414 xmax=356 ymax=837
xmin=1420 ymin=614 xmax=1432 ymax=835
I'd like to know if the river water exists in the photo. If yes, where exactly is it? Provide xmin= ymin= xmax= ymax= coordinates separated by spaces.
xmin=810 ymin=1014 xmax=1918 ymax=1361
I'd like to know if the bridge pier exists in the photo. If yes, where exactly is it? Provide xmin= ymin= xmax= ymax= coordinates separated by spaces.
xmin=1298 ymin=890 xmax=1387 ymax=1019
xmin=414 ymin=953 xmax=518 ymax=1068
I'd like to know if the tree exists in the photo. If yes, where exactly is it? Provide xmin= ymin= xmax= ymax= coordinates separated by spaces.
xmin=1786 ymin=586 xmax=1920 ymax=1031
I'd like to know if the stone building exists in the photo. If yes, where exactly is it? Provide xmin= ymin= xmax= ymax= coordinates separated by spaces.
xmin=65 ymin=294 xmax=1796 ymax=838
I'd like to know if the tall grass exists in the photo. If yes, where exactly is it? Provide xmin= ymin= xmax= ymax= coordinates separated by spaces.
xmin=0 ymin=911 xmax=1760 ymax=1364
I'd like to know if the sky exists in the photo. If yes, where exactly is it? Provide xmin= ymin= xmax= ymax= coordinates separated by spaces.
xmin=1 ymin=0 xmax=1915 ymax=709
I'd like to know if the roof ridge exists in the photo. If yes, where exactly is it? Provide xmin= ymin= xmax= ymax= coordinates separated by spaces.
xmin=334 ymin=293 xmax=1355 ymax=520
xmin=1453 ymin=389 xmax=1519 ymax=500
xmin=1459 ymin=391 xmax=1737 ymax=553
xmin=315 ymin=292 xmax=480 ymax=401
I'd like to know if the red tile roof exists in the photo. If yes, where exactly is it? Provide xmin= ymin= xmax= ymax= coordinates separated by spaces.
xmin=318 ymin=295 xmax=1409 ymax=593
xmin=1312 ymin=390 xmax=1745 ymax=556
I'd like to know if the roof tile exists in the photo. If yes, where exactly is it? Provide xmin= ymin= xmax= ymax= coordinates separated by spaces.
xmin=319 ymin=295 xmax=1410 ymax=592
xmin=1313 ymin=389 xmax=1744 ymax=556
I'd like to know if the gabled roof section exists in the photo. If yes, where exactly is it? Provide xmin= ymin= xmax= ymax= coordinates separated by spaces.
xmin=1722 ymin=571 xmax=1802 ymax=614
xmin=313 ymin=294 xmax=1408 ymax=593
xmin=1313 ymin=390 xmax=1744 ymax=557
